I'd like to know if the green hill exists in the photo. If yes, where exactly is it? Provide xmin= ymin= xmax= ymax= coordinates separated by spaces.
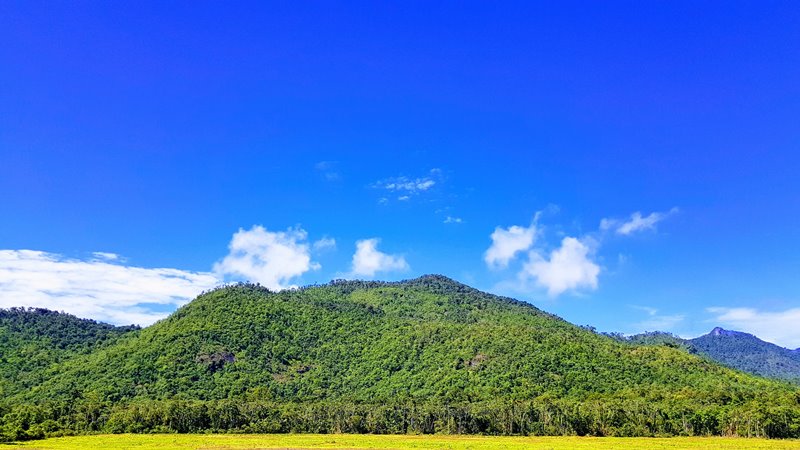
xmin=0 ymin=308 xmax=139 ymax=398
xmin=2 ymin=276 xmax=799 ymax=440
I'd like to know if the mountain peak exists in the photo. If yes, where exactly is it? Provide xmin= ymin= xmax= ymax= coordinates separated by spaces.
xmin=709 ymin=327 xmax=750 ymax=338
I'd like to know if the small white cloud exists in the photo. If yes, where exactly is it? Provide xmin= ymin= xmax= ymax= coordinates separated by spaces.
xmin=398 ymin=195 xmax=410 ymax=201
xmin=213 ymin=225 xmax=319 ymax=290
xmin=484 ymin=222 xmax=537 ymax=269
xmin=707 ymin=307 xmax=800 ymax=349
xmin=444 ymin=216 xmax=463 ymax=224
xmin=602 ymin=208 xmax=678 ymax=235
xmin=313 ymin=237 xmax=337 ymax=252
xmin=521 ymin=237 xmax=600 ymax=296
xmin=0 ymin=250 xmax=219 ymax=326
xmin=376 ymin=177 xmax=436 ymax=192
xmin=415 ymin=179 xmax=435 ymax=190
xmin=92 ymin=252 xmax=121 ymax=261
xmin=350 ymin=238 xmax=408 ymax=277
xmin=314 ymin=161 xmax=341 ymax=181
xmin=599 ymin=218 xmax=616 ymax=232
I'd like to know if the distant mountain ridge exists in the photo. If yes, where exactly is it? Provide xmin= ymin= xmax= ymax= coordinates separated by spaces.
xmin=619 ymin=327 xmax=800 ymax=382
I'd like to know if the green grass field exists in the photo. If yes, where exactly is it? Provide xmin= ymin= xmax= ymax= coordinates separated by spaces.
xmin=8 ymin=434 xmax=800 ymax=450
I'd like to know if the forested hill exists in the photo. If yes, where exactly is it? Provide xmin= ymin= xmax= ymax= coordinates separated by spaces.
xmin=2 ymin=275 xmax=800 ymax=440
xmin=0 ymin=308 xmax=139 ymax=399
xmin=619 ymin=328 xmax=800 ymax=383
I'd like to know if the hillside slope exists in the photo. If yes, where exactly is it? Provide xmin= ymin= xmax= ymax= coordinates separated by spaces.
xmin=0 ymin=308 xmax=139 ymax=398
xmin=2 ymin=276 xmax=799 ymax=439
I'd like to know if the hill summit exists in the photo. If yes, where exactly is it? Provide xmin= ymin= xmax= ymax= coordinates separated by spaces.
xmin=691 ymin=325 xmax=800 ymax=382
xmin=2 ymin=275 xmax=799 ymax=439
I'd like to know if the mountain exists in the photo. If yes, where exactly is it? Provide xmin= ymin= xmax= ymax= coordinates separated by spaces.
xmin=616 ymin=328 xmax=800 ymax=383
xmin=0 ymin=307 xmax=139 ymax=398
xmin=690 ymin=327 xmax=800 ymax=382
xmin=2 ymin=276 xmax=799 ymax=440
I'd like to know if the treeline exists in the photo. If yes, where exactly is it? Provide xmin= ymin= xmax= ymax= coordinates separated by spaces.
xmin=0 ymin=307 xmax=139 ymax=349
xmin=3 ymin=397 xmax=800 ymax=441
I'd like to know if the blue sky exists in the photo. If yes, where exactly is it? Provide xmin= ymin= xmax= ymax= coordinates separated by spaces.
xmin=2 ymin=2 xmax=799 ymax=346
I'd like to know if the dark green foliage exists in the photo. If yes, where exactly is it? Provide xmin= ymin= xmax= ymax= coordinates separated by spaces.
xmin=1 ymin=276 xmax=799 ymax=440
xmin=614 ymin=331 xmax=688 ymax=349
xmin=0 ymin=308 xmax=139 ymax=399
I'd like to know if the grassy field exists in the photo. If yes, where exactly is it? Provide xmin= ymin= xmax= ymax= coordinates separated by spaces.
xmin=8 ymin=434 xmax=800 ymax=450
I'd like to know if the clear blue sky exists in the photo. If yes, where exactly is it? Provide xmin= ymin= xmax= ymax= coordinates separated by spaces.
xmin=2 ymin=2 xmax=799 ymax=346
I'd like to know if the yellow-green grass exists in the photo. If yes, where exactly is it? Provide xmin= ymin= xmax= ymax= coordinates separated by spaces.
xmin=8 ymin=434 xmax=800 ymax=450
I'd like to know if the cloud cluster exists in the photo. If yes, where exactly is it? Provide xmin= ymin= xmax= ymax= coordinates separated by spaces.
xmin=484 ymin=223 xmax=537 ymax=269
xmin=486 ymin=207 xmax=677 ymax=297
xmin=350 ymin=238 xmax=409 ymax=277
xmin=601 ymin=208 xmax=678 ymax=235
xmin=213 ymin=226 xmax=319 ymax=290
xmin=0 ymin=221 xmax=417 ymax=326
xmin=484 ymin=214 xmax=599 ymax=297
xmin=379 ymin=178 xmax=435 ymax=192
xmin=707 ymin=307 xmax=800 ymax=349
xmin=372 ymin=169 xmax=441 ymax=202
xmin=0 ymin=250 xmax=219 ymax=326
xmin=521 ymin=237 xmax=600 ymax=297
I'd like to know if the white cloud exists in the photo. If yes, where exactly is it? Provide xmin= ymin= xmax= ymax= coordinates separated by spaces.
xmin=92 ymin=252 xmax=121 ymax=261
xmin=213 ymin=225 xmax=319 ymax=290
xmin=602 ymin=208 xmax=678 ymax=235
xmin=379 ymin=178 xmax=435 ymax=192
xmin=0 ymin=250 xmax=219 ymax=326
xmin=521 ymin=237 xmax=600 ymax=296
xmin=350 ymin=238 xmax=408 ymax=277
xmin=707 ymin=307 xmax=800 ymax=349
xmin=371 ymin=169 xmax=441 ymax=203
xmin=312 ymin=237 xmax=337 ymax=251
xmin=444 ymin=216 xmax=463 ymax=224
xmin=484 ymin=222 xmax=537 ymax=269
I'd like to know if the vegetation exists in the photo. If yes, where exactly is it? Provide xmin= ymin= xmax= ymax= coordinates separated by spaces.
xmin=0 ymin=308 xmax=138 ymax=399
xmin=1 ymin=276 xmax=800 ymax=441
xmin=616 ymin=329 xmax=800 ymax=383
xmin=9 ymin=433 xmax=800 ymax=450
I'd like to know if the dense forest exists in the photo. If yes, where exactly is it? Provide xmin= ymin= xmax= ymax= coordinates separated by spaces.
xmin=1 ymin=276 xmax=799 ymax=441
xmin=0 ymin=308 xmax=139 ymax=400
